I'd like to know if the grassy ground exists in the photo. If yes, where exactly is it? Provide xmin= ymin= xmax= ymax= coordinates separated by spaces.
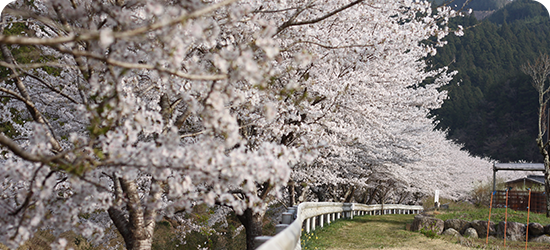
xmin=426 ymin=195 xmax=550 ymax=225
xmin=305 ymin=198 xmax=550 ymax=250
xmin=302 ymin=214 xmax=472 ymax=250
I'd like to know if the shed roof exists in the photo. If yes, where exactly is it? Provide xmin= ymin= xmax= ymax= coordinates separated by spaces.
xmin=494 ymin=163 xmax=545 ymax=172
xmin=505 ymin=175 xmax=545 ymax=185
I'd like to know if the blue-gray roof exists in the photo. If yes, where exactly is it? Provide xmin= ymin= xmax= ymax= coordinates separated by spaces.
xmin=505 ymin=175 xmax=545 ymax=185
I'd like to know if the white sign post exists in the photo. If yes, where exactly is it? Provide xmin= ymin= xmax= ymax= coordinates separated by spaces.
xmin=434 ymin=190 xmax=440 ymax=209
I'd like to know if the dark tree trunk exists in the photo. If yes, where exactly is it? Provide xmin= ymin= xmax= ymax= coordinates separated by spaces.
xmin=545 ymin=167 xmax=550 ymax=217
xmin=237 ymin=207 xmax=265 ymax=250
xmin=343 ymin=186 xmax=356 ymax=203
xmin=311 ymin=185 xmax=328 ymax=201
xmin=536 ymin=137 xmax=550 ymax=217
xmin=365 ymin=187 xmax=379 ymax=204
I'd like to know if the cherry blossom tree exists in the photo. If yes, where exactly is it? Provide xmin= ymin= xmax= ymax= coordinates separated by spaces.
xmin=0 ymin=1 xmax=301 ymax=249
xmin=0 ymin=0 xmax=487 ymax=249
xmin=266 ymin=0 xmax=468 ymax=205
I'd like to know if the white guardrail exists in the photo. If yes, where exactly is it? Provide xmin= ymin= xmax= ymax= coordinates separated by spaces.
xmin=256 ymin=202 xmax=423 ymax=250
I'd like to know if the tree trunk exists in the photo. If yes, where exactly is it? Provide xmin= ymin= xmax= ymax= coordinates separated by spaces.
xmin=536 ymin=137 xmax=550 ymax=217
xmin=545 ymin=170 xmax=550 ymax=217
xmin=108 ymin=177 xmax=161 ymax=250
xmin=236 ymin=208 xmax=265 ymax=250
xmin=311 ymin=185 xmax=328 ymax=201
xmin=365 ymin=186 xmax=379 ymax=205
xmin=544 ymin=147 xmax=550 ymax=217
xmin=288 ymin=181 xmax=296 ymax=207
xmin=343 ymin=186 xmax=356 ymax=203
xmin=521 ymin=54 xmax=550 ymax=217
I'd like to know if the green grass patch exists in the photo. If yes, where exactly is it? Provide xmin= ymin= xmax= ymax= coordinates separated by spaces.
xmin=426 ymin=198 xmax=550 ymax=250
xmin=425 ymin=195 xmax=550 ymax=225
xmin=304 ymin=201 xmax=550 ymax=250
xmin=303 ymin=214 xmax=471 ymax=250
xmin=422 ymin=193 xmax=550 ymax=225
xmin=435 ymin=207 xmax=550 ymax=225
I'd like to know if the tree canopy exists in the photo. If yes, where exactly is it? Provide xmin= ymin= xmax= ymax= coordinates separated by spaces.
xmin=0 ymin=0 xmax=493 ymax=249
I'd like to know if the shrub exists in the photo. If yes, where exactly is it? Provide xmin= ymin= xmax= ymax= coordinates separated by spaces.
xmin=470 ymin=178 xmax=506 ymax=208
xmin=420 ymin=228 xmax=438 ymax=239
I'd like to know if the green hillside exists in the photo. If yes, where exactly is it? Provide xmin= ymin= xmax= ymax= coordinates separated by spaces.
xmin=428 ymin=0 xmax=550 ymax=162
xmin=430 ymin=0 xmax=511 ymax=10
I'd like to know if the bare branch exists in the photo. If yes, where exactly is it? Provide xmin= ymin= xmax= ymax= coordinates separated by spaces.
xmin=0 ymin=42 xmax=63 ymax=152
xmin=53 ymin=46 xmax=227 ymax=81
xmin=0 ymin=86 xmax=35 ymax=105
xmin=0 ymin=0 xmax=238 ymax=46
xmin=286 ymin=40 xmax=375 ymax=50
xmin=0 ymin=61 xmax=78 ymax=71
xmin=276 ymin=0 xmax=365 ymax=35
xmin=0 ymin=133 xmax=42 ymax=162
xmin=253 ymin=6 xmax=299 ymax=14
xmin=0 ymin=133 xmax=74 ymax=167
xmin=24 ymin=72 xmax=80 ymax=104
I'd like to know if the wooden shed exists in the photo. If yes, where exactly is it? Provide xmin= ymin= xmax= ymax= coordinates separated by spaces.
xmin=505 ymin=175 xmax=545 ymax=190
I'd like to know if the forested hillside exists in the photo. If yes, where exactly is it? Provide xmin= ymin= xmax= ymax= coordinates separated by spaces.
xmin=431 ymin=0 xmax=511 ymax=10
xmin=428 ymin=0 xmax=550 ymax=162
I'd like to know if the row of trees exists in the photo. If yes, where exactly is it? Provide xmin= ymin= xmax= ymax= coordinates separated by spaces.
xmin=0 ymin=0 xmax=492 ymax=249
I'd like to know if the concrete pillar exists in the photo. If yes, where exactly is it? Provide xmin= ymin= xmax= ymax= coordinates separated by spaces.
xmin=254 ymin=236 xmax=272 ymax=249
xmin=311 ymin=216 xmax=316 ymax=231
xmin=288 ymin=207 xmax=297 ymax=215
xmin=305 ymin=218 xmax=311 ymax=233
xmin=343 ymin=203 xmax=353 ymax=219
xmin=288 ymin=207 xmax=297 ymax=219
xmin=320 ymin=214 xmax=324 ymax=228
xmin=275 ymin=224 xmax=288 ymax=234
xmin=282 ymin=212 xmax=293 ymax=224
